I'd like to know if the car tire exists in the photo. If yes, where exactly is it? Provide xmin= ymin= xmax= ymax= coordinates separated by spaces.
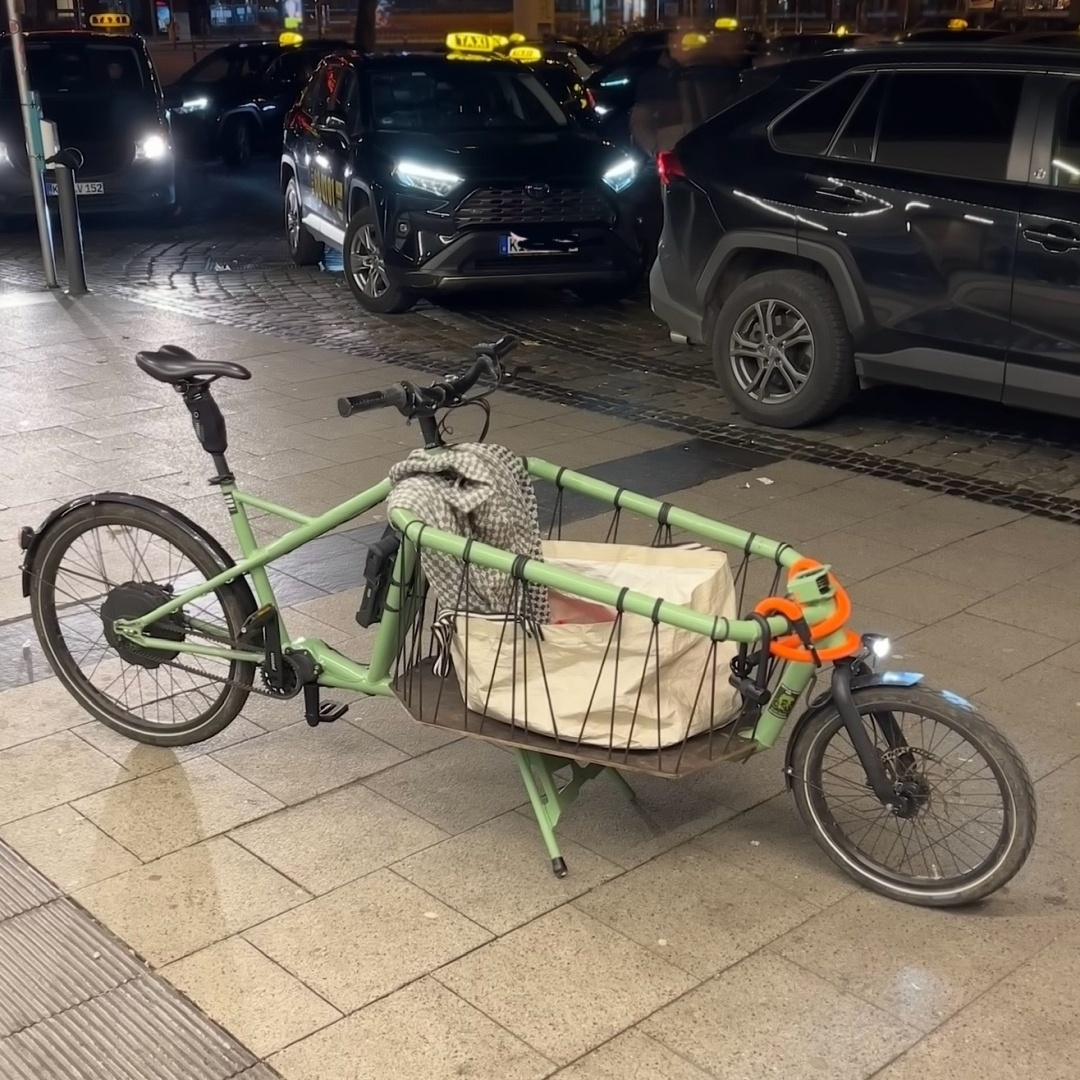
xmin=220 ymin=117 xmax=254 ymax=169
xmin=284 ymin=177 xmax=323 ymax=267
xmin=711 ymin=269 xmax=855 ymax=428
xmin=343 ymin=207 xmax=416 ymax=315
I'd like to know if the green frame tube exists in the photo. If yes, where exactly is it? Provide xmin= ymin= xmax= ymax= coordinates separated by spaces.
xmin=110 ymin=457 xmax=839 ymax=745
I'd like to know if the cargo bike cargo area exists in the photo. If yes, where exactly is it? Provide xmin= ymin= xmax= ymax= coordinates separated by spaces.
xmin=21 ymin=336 xmax=1036 ymax=909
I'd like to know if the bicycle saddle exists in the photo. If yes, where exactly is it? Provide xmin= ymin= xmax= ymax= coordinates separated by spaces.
xmin=135 ymin=345 xmax=252 ymax=385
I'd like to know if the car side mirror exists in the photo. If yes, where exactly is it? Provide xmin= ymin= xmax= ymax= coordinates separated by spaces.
xmin=163 ymin=87 xmax=184 ymax=110
xmin=318 ymin=113 xmax=349 ymax=141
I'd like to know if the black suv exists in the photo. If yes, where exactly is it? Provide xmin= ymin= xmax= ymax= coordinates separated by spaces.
xmin=0 ymin=31 xmax=175 ymax=218
xmin=169 ymin=39 xmax=348 ymax=168
xmin=282 ymin=52 xmax=647 ymax=314
xmin=651 ymin=46 xmax=1080 ymax=426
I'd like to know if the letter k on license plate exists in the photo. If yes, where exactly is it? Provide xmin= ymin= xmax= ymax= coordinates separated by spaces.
xmin=45 ymin=182 xmax=104 ymax=196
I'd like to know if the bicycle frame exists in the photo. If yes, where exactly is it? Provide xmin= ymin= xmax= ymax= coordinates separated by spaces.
xmin=114 ymin=457 xmax=847 ymax=751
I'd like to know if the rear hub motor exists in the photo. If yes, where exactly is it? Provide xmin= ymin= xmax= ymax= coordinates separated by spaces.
xmin=100 ymin=582 xmax=184 ymax=668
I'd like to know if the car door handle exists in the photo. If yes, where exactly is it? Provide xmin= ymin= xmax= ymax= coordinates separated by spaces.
xmin=815 ymin=185 xmax=866 ymax=205
xmin=1022 ymin=227 xmax=1080 ymax=252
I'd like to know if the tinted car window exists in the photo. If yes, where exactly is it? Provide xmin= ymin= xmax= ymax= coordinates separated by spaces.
xmin=366 ymin=67 xmax=566 ymax=132
xmin=771 ymin=73 xmax=868 ymax=156
xmin=331 ymin=69 xmax=361 ymax=130
xmin=830 ymin=73 xmax=885 ymax=161
xmin=300 ymin=65 xmax=335 ymax=117
xmin=1052 ymin=84 xmax=1080 ymax=186
xmin=184 ymin=51 xmax=232 ymax=84
xmin=1 ymin=40 xmax=145 ymax=98
xmin=874 ymin=71 xmax=1024 ymax=180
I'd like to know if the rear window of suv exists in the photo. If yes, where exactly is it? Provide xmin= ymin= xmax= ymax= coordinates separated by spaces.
xmin=874 ymin=71 xmax=1024 ymax=181
xmin=771 ymin=67 xmax=1025 ymax=182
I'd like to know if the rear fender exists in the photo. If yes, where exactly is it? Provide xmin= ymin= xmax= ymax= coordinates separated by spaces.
xmin=19 ymin=492 xmax=258 ymax=622
xmin=782 ymin=669 xmax=925 ymax=789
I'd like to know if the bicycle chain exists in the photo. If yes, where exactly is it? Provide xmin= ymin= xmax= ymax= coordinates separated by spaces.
xmin=153 ymin=623 xmax=284 ymax=698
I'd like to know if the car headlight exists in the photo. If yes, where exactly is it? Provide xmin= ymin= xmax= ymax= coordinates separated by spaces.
xmin=393 ymin=160 xmax=463 ymax=197
xmin=174 ymin=96 xmax=210 ymax=113
xmin=0 ymin=141 xmax=10 ymax=168
xmin=602 ymin=156 xmax=637 ymax=193
xmin=135 ymin=134 xmax=169 ymax=162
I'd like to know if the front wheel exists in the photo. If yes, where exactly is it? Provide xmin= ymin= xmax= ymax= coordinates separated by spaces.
xmin=343 ymin=207 xmax=417 ymax=314
xmin=790 ymin=685 xmax=1036 ymax=906
xmin=29 ymin=502 xmax=256 ymax=747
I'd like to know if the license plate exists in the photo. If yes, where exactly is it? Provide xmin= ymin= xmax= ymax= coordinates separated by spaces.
xmin=499 ymin=232 xmax=579 ymax=256
xmin=45 ymin=182 xmax=104 ymax=196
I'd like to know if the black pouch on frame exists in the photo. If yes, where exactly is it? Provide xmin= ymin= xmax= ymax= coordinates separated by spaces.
xmin=356 ymin=525 xmax=401 ymax=628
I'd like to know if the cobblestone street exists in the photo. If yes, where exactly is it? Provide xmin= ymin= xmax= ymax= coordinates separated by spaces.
xmin=3 ymin=159 xmax=1080 ymax=522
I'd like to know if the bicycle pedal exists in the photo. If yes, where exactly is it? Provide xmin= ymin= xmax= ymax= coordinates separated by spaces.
xmin=303 ymin=682 xmax=348 ymax=726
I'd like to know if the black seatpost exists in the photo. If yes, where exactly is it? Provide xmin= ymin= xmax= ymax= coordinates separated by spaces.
xmin=178 ymin=379 xmax=233 ymax=483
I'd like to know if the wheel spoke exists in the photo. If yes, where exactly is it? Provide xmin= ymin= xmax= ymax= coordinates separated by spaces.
xmin=803 ymin=705 xmax=1014 ymax=891
xmin=39 ymin=517 xmax=248 ymax=736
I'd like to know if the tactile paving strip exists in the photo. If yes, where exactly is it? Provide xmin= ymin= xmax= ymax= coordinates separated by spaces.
xmin=0 ymin=839 xmax=278 ymax=1080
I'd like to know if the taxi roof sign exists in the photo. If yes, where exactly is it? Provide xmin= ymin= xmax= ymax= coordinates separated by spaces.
xmin=279 ymin=30 xmax=304 ymax=46
xmin=446 ymin=32 xmax=497 ymax=54
xmin=508 ymin=46 xmax=542 ymax=63
xmin=88 ymin=12 xmax=131 ymax=29
xmin=508 ymin=32 xmax=526 ymax=44
xmin=947 ymin=17 xmax=968 ymax=29
xmin=714 ymin=17 xmax=739 ymax=30
xmin=681 ymin=32 xmax=708 ymax=49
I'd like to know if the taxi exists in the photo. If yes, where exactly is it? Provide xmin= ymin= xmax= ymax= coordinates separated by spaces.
xmin=0 ymin=28 xmax=177 ymax=218
xmin=281 ymin=41 xmax=648 ymax=313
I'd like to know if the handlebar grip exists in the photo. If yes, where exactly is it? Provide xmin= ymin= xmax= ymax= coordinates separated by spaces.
xmin=337 ymin=384 xmax=408 ymax=417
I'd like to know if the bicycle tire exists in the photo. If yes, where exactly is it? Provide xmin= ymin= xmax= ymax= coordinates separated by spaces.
xmin=790 ymin=684 xmax=1036 ymax=906
xmin=29 ymin=502 xmax=255 ymax=746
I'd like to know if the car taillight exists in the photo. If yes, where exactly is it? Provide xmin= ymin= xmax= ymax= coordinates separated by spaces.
xmin=586 ymin=87 xmax=596 ymax=109
xmin=657 ymin=150 xmax=685 ymax=187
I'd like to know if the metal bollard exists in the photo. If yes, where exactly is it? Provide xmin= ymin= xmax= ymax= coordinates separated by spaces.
xmin=48 ymin=148 xmax=88 ymax=297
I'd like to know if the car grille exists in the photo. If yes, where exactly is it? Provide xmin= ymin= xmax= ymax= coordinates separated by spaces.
xmin=75 ymin=142 xmax=134 ymax=179
xmin=454 ymin=186 xmax=613 ymax=228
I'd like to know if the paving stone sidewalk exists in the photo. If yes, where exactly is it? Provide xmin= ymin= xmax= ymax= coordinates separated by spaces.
xmin=0 ymin=291 xmax=1077 ymax=1080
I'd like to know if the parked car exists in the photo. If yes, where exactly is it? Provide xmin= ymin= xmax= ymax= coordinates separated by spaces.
xmin=169 ymin=39 xmax=349 ymax=167
xmin=754 ymin=31 xmax=867 ymax=68
xmin=282 ymin=52 xmax=651 ymax=313
xmin=0 ymin=30 xmax=176 ymax=218
xmin=650 ymin=45 xmax=1080 ymax=426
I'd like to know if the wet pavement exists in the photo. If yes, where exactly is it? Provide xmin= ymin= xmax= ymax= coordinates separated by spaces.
xmin=1 ymin=163 xmax=1079 ymax=1080
xmin=3 ymin=159 xmax=1080 ymax=517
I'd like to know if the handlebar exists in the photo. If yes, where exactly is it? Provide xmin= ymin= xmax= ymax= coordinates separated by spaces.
xmin=337 ymin=335 xmax=518 ymax=418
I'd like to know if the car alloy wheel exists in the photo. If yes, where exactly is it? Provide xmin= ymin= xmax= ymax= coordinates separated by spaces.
xmin=728 ymin=298 xmax=815 ymax=405
xmin=285 ymin=184 xmax=301 ymax=252
xmin=348 ymin=224 xmax=391 ymax=299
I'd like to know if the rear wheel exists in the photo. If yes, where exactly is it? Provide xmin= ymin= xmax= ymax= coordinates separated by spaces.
xmin=790 ymin=685 xmax=1036 ymax=906
xmin=711 ymin=269 xmax=855 ymax=427
xmin=343 ymin=207 xmax=417 ymax=314
xmin=29 ymin=503 xmax=255 ymax=746
xmin=284 ymin=177 xmax=323 ymax=266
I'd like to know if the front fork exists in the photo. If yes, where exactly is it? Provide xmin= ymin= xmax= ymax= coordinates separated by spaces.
xmin=831 ymin=659 xmax=910 ymax=811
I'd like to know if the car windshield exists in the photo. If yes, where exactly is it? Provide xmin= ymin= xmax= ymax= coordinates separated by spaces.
xmin=0 ymin=40 xmax=146 ymax=100
xmin=366 ymin=65 xmax=566 ymax=131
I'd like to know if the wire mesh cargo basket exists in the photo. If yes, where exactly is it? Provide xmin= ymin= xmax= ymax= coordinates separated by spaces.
xmin=388 ymin=459 xmax=821 ymax=779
